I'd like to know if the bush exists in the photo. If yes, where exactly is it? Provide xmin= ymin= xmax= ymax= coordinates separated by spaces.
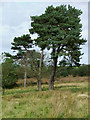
xmin=16 ymin=66 xmax=24 ymax=79
xmin=72 ymin=67 xmax=79 ymax=77
xmin=56 ymin=66 xmax=68 ymax=77
xmin=2 ymin=58 xmax=18 ymax=89
xmin=78 ymin=65 xmax=88 ymax=76
xmin=56 ymin=65 xmax=88 ymax=78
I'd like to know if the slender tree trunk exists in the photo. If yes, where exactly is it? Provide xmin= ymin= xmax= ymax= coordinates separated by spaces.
xmin=38 ymin=49 xmax=43 ymax=91
xmin=24 ymin=49 xmax=28 ymax=88
xmin=37 ymin=80 xmax=41 ymax=91
xmin=37 ymin=79 xmax=42 ymax=91
xmin=24 ymin=54 xmax=27 ymax=88
xmin=37 ymin=79 xmax=39 ymax=91
xmin=49 ymin=57 xmax=57 ymax=90
xmin=24 ymin=68 xmax=27 ymax=88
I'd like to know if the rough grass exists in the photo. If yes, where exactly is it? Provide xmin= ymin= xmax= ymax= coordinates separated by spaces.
xmin=17 ymin=76 xmax=88 ymax=86
xmin=1 ymin=76 xmax=88 ymax=118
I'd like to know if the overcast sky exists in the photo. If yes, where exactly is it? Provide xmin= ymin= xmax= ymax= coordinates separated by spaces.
xmin=0 ymin=1 xmax=88 ymax=64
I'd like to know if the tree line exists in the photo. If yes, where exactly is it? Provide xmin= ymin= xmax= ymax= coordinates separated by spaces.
xmin=1 ymin=4 xmax=87 ymax=93
xmin=1 ymin=55 xmax=88 ymax=93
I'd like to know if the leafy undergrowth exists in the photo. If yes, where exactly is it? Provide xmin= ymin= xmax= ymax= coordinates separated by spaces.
xmin=2 ymin=80 xmax=88 ymax=118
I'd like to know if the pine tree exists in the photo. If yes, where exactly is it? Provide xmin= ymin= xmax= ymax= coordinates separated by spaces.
xmin=29 ymin=5 xmax=87 ymax=90
xmin=28 ymin=50 xmax=41 ymax=90
xmin=11 ymin=34 xmax=33 ymax=88
xmin=29 ymin=16 xmax=47 ymax=90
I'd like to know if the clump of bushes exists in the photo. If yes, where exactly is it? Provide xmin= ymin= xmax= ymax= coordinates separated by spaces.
xmin=56 ymin=64 xmax=88 ymax=78
xmin=2 ymin=58 xmax=18 ymax=94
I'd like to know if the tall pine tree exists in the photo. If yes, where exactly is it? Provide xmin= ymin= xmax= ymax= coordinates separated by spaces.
xmin=29 ymin=5 xmax=86 ymax=90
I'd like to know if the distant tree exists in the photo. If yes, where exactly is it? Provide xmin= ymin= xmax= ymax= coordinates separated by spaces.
xmin=11 ymin=34 xmax=33 ymax=88
xmin=2 ymin=56 xmax=18 ymax=94
xmin=29 ymin=5 xmax=86 ymax=90
xmin=28 ymin=50 xmax=42 ymax=89
xmin=78 ymin=65 xmax=88 ymax=76
xmin=72 ymin=67 xmax=79 ymax=77
xmin=56 ymin=66 xmax=68 ymax=78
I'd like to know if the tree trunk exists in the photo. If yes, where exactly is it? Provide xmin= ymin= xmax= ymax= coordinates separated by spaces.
xmin=24 ymin=69 xmax=27 ymax=88
xmin=49 ymin=57 xmax=57 ymax=90
xmin=37 ymin=79 xmax=39 ymax=91
xmin=38 ymin=49 xmax=43 ymax=91
xmin=24 ymin=49 xmax=28 ymax=88
xmin=39 ymin=79 xmax=42 ymax=91
xmin=37 ymin=79 xmax=42 ymax=91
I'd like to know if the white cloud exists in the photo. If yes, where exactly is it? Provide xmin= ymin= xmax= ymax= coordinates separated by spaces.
xmin=1 ymin=21 xmax=30 ymax=54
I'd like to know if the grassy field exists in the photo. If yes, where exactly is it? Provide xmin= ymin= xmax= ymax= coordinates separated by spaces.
xmin=1 ymin=76 xmax=88 ymax=118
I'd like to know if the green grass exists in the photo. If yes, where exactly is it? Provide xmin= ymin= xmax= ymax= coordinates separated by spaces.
xmin=2 ymin=81 xmax=88 ymax=118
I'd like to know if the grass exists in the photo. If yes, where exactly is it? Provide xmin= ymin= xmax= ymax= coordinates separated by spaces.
xmin=1 ymin=76 xmax=88 ymax=118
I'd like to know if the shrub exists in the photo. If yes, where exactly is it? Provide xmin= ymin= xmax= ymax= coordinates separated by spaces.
xmin=78 ymin=65 xmax=88 ymax=76
xmin=56 ymin=66 xmax=68 ymax=77
xmin=2 ymin=58 xmax=18 ymax=91
xmin=72 ymin=67 xmax=79 ymax=77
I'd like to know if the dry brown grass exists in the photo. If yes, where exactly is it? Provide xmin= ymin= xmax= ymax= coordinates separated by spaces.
xmin=17 ymin=76 xmax=88 ymax=87
xmin=56 ymin=75 xmax=88 ymax=83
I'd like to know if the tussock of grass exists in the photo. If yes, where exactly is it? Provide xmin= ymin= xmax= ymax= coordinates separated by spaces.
xmin=2 ymin=80 xmax=88 ymax=118
xmin=51 ymin=91 xmax=88 ymax=118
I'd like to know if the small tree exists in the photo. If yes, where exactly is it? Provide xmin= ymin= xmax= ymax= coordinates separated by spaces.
xmin=28 ymin=50 xmax=41 ymax=89
xmin=11 ymin=34 xmax=33 ymax=88
xmin=2 ymin=56 xmax=18 ymax=94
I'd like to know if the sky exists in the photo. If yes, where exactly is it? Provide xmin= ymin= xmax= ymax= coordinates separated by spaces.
xmin=0 ymin=0 xmax=88 ymax=64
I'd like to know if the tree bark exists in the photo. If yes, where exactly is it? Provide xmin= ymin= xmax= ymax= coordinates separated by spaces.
xmin=49 ymin=57 xmax=57 ymax=90
xmin=24 ymin=69 xmax=27 ymax=88
xmin=37 ymin=79 xmax=39 ymax=91
xmin=38 ymin=49 xmax=43 ymax=91
xmin=24 ymin=49 xmax=28 ymax=88
xmin=37 ymin=79 xmax=42 ymax=91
